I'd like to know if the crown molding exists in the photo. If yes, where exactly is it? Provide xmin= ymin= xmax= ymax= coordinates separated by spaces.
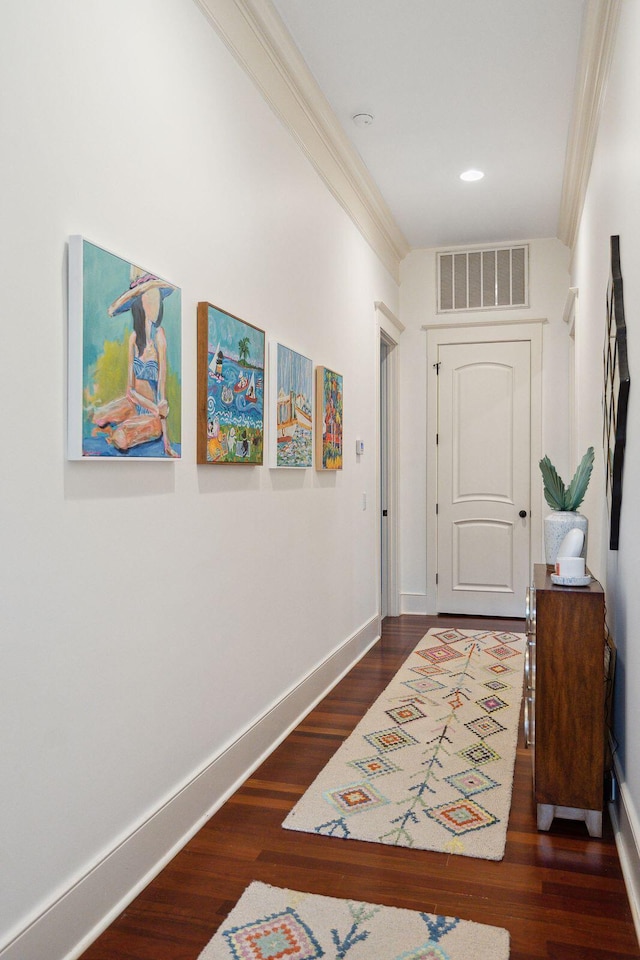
xmin=558 ymin=0 xmax=622 ymax=249
xmin=194 ymin=0 xmax=409 ymax=282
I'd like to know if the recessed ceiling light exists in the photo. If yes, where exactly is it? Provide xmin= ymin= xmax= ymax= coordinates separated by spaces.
xmin=460 ymin=169 xmax=484 ymax=182
xmin=352 ymin=113 xmax=374 ymax=127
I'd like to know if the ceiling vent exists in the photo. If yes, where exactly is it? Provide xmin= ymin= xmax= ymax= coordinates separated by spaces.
xmin=437 ymin=244 xmax=529 ymax=313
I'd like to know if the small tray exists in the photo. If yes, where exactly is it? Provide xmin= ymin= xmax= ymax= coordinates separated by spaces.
xmin=550 ymin=573 xmax=592 ymax=587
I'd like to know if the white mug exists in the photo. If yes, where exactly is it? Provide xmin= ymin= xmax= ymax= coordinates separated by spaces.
xmin=555 ymin=556 xmax=585 ymax=578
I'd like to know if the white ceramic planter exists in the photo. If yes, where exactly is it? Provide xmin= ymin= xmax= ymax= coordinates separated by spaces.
xmin=544 ymin=511 xmax=588 ymax=567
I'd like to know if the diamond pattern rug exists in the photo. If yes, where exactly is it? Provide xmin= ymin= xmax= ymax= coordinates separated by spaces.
xmin=197 ymin=882 xmax=510 ymax=959
xmin=283 ymin=629 xmax=525 ymax=860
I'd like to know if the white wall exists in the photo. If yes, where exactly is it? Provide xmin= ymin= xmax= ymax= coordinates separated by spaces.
xmin=0 ymin=1 xmax=397 ymax=955
xmin=571 ymin=0 xmax=640 ymax=906
xmin=398 ymin=239 xmax=571 ymax=612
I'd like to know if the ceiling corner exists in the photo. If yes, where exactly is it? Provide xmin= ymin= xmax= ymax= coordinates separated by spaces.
xmin=194 ymin=0 xmax=409 ymax=282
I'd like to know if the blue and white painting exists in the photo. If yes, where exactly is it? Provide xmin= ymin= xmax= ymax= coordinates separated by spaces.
xmin=269 ymin=341 xmax=313 ymax=468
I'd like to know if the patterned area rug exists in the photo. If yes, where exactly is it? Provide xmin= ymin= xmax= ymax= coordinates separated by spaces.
xmin=198 ymin=882 xmax=510 ymax=959
xmin=283 ymin=628 xmax=525 ymax=860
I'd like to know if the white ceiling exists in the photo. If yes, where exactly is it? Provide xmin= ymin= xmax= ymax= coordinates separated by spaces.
xmin=270 ymin=0 xmax=586 ymax=249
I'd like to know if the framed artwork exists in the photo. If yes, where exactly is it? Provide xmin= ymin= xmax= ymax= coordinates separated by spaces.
xmin=603 ymin=234 xmax=630 ymax=550
xmin=315 ymin=366 xmax=343 ymax=470
xmin=269 ymin=342 xmax=313 ymax=468
xmin=68 ymin=236 xmax=182 ymax=459
xmin=197 ymin=302 xmax=265 ymax=464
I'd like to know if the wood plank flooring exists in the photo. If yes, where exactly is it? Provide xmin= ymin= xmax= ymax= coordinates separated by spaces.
xmin=79 ymin=615 xmax=640 ymax=960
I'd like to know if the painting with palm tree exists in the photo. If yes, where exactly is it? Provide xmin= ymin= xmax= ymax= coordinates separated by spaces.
xmin=197 ymin=302 xmax=265 ymax=464
xmin=315 ymin=366 xmax=343 ymax=470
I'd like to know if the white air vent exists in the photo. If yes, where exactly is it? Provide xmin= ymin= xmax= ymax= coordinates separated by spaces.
xmin=437 ymin=244 xmax=528 ymax=313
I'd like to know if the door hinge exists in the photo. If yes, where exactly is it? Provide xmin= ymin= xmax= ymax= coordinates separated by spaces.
xmin=435 ymin=503 xmax=438 ymax=514
xmin=433 ymin=362 xmax=441 ymax=375
xmin=436 ymin=432 xmax=439 ymax=445
xmin=382 ymin=509 xmax=388 ymax=517
xmin=435 ymin=572 xmax=439 ymax=584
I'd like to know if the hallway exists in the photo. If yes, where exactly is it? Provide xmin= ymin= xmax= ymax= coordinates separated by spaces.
xmin=79 ymin=615 xmax=640 ymax=960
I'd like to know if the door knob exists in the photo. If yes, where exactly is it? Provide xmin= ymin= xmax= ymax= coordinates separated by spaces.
xmin=519 ymin=510 xmax=528 ymax=518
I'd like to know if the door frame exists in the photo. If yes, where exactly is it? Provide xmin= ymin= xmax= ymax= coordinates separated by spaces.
xmin=424 ymin=319 xmax=545 ymax=615
xmin=564 ymin=287 xmax=579 ymax=471
xmin=376 ymin=301 xmax=404 ymax=619
xmin=380 ymin=337 xmax=390 ymax=618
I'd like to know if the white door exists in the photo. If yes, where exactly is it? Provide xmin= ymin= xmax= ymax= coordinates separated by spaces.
xmin=436 ymin=340 xmax=531 ymax=616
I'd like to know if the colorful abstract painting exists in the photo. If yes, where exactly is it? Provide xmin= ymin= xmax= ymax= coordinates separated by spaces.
xmin=197 ymin=303 xmax=265 ymax=464
xmin=68 ymin=236 xmax=182 ymax=459
xmin=315 ymin=366 xmax=343 ymax=470
xmin=269 ymin=342 xmax=313 ymax=468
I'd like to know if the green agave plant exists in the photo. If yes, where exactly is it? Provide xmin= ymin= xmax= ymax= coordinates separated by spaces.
xmin=539 ymin=446 xmax=595 ymax=511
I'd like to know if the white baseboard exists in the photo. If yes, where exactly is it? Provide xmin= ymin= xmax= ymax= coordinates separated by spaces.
xmin=610 ymin=752 xmax=640 ymax=945
xmin=400 ymin=592 xmax=428 ymax=615
xmin=0 ymin=616 xmax=380 ymax=960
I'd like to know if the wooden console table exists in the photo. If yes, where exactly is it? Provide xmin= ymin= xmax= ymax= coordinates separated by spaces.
xmin=525 ymin=563 xmax=605 ymax=837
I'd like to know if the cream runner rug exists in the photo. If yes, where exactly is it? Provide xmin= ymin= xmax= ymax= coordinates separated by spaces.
xmin=283 ymin=628 xmax=525 ymax=860
xmin=198 ymin=881 xmax=510 ymax=959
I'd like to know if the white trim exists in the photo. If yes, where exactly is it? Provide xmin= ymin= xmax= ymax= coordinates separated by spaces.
xmin=422 ymin=316 xmax=548 ymax=332
xmin=0 ymin=617 xmax=380 ymax=960
xmin=425 ymin=321 xmax=544 ymax=615
xmin=400 ymin=593 xmax=429 ymax=616
xmin=558 ymin=0 xmax=622 ymax=249
xmin=375 ymin=300 xmax=405 ymax=335
xmin=193 ymin=0 xmax=409 ymax=282
xmin=563 ymin=287 xmax=579 ymax=328
xmin=610 ymin=752 xmax=640 ymax=944
xmin=376 ymin=303 xmax=402 ymax=618
xmin=564 ymin=289 xmax=578 ymax=469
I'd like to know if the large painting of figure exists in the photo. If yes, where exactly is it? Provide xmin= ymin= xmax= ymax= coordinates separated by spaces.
xmin=269 ymin=342 xmax=313 ymax=468
xmin=68 ymin=236 xmax=181 ymax=459
xmin=315 ymin=366 xmax=343 ymax=470
xmin=197 ymin=302 xmax=265 ymax=464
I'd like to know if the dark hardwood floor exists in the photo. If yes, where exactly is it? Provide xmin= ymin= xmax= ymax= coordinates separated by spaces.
xmin=80 ymin=615 xmax=640 ymax=960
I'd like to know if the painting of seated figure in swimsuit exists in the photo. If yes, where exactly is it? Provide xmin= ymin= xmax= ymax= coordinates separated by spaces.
xmin=68 ymin=237 xmax=181 ymax=459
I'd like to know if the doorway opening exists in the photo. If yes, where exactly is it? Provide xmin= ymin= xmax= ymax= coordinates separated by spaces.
xmin=380 ymin=337 xmax=390 ymax=617
xmin=377 ymin=303 xmax=403 ymax=619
